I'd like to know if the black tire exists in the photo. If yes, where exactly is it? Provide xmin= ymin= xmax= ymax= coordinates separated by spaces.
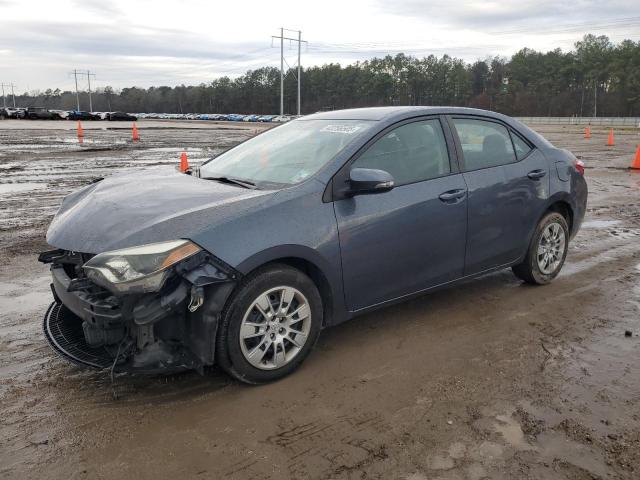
xmin=513 ymin=212 xmax=569 ymax=285
xmin=216 ymin=263 xmax=322 ymax=384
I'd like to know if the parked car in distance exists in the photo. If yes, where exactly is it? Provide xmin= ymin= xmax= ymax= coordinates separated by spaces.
xmin=22 ymin=107 xmax=57 ymax=120
xmin=0 ymin=107 xmax=25 ymax=119
xmin=258 ymin=115 xmax=275 ymax=122
xmin=106 ymin=111 xmax=137 ymax=121
xmin=67 ymin=111 xmax=100 ymax=121
xmin=39 ymin=106 xmax=587 ymax=384
xmin=49 ymin=109 xmax=69 ymax=120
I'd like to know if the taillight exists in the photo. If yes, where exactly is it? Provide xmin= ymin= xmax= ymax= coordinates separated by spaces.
xmin=574 ymin=159 xmax=585 ymax=175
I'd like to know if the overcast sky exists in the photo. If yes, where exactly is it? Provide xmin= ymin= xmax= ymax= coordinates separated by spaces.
xmin=1 ymin=0 xmax=639 ymax=93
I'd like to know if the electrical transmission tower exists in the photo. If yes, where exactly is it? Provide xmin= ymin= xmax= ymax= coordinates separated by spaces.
xmin=1 ymin=83 xmax=17 ymax=108
xmin=70 ymin=69 xmax=96 ymax=111
xmin=271 ymin=28 xmax=307 ymax=116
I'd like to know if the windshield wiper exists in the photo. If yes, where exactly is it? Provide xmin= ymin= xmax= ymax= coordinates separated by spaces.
xmin=204 ymin=176 xmax=258 ymax=189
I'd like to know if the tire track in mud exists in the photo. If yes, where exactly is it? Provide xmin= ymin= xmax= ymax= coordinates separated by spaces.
xmin=256 ymin=411 xmax=391 ymax=479
xmin=215 ymin=412 xmax=393 ymax=479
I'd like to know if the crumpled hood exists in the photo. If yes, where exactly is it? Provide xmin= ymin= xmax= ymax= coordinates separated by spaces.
xmin=46 ymin=166 xmax=275 ymax=254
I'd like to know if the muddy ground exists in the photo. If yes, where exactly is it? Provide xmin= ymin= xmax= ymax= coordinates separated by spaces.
xmin=0 ymin=119 xmax=639 ymax=480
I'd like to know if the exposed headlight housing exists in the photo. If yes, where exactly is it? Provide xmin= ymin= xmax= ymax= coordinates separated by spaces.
xmin=83 ymin=240 xmax=201 ymax=294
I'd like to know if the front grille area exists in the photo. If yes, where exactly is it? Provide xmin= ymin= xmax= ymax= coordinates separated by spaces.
xmin=43 ymin=302 xmax=115 ymax=369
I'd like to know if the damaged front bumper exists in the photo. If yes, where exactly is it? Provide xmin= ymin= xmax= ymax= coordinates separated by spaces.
xmin=39 ymin=248 xmax=238 ymax=374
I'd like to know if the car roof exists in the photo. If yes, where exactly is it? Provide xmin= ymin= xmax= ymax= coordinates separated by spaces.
xmin=303 ymin=106 xmax=515 ymax=122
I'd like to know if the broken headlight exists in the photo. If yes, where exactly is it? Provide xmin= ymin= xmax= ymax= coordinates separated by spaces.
xmin=83 ymin=240 xmax=201 ymax=294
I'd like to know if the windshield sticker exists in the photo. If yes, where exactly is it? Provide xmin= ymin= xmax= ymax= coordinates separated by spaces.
xmin=291 ymin=170 xmax=311 ymax=182
xmin=321 ymin=124 xmax=362 ymax=134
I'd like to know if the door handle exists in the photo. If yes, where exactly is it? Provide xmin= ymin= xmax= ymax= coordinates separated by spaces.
xmin=439 ymin=189 xmax=467 ymax=202
xmin=527 ymin=169 xmax=547 ymax=180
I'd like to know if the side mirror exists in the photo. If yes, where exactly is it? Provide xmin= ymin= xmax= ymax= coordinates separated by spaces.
xmin=348 ymin=168 xmax=394 ymax=195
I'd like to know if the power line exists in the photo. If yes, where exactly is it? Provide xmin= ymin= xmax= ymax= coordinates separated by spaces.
xmin=305 ymin=16 xmax=640 ymax=54
xmin=306 ymin=29 xmax=640 ymax=58
xmin=490 ymin=16 xmax=640 ymax=35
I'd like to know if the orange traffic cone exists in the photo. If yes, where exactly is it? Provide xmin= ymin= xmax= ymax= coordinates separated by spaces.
xmin=631 ymin=145 xmax=640 ymax=170
xmin=132 ymin=122 xmax=140 ymax=142
xmin=179 ymin=151 xmax=190 ymax=172
xmin=606 ymin=128 xmax=614 ymax=146
xmin=584 ymin=126 xmax=591 ymax=139
xmin=77 ymin=121 xmax=84 ymax=140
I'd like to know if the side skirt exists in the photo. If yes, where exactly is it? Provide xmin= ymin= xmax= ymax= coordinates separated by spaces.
xmin=347 ymin=259 xmax=523 ymax=318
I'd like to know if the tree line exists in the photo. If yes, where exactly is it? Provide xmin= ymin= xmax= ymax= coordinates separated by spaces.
xmin=10 ymin=34 xmax=640 ymax=117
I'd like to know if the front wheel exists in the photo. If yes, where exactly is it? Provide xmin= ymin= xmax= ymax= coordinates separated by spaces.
xmin=216 ymin=264 xmax=322 ymax=384
xmin=513 ymin=212 xmax=569 ymax=285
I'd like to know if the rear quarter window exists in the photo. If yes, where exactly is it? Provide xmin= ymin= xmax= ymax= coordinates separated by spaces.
xmin=510 ymin=131 xmax=534 ymax=160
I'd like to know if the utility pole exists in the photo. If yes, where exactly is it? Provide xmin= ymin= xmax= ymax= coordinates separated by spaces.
xmin=297 ymin=30 xmax=301 ymax=116
xmin=280 ymin=28 xmax=284 ymax=116
xmin=271 ymin=29 xmax=307 ymax=116
xmin=1 ymin=83 xmax=5 ymax=108
xmin=71 ymin=69 xmax=81 ymax=111
xmin=593 ymin=81 xmax=597 ymax=118
xmin=86 ymin=71 xmax=96 ymax=112
xmin=10 ymin=83 xmax=15 ymax=108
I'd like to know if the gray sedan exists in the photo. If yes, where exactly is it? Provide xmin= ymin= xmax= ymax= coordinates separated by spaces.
xmin=39 ymin=107 xmax=587 ymax=383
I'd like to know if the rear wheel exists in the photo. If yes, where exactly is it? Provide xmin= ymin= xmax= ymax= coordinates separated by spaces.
xmin=513 ymin=212 xmax=569 ymax=285
xmin=216 ymin=264 xmax=322 ymax=384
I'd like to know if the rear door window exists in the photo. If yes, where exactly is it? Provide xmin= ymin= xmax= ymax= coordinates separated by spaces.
xmin=452 ymin=118 xmax=517 ymax=171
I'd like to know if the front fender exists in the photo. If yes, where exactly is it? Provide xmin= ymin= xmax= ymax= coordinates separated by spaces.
xmin=236 ymin=244 xmax=348 ymax=326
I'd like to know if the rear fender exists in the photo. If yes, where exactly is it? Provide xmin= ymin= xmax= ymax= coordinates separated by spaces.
xmin=519 ymin=192 xmax=579 ymax=261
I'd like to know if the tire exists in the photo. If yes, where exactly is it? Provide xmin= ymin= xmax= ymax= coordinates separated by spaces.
xmin=513 ymin=212 xmax=569 ymax=285
xmin=216 ymin=263 xmax=322 ymax=384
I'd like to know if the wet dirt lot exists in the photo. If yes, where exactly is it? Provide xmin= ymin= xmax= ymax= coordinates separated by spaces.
xmin=1 ymin=119 xmax=639 ymax=480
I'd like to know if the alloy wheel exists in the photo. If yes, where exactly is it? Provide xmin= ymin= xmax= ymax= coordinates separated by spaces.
xmin=239 ymin=286 xmax=312 ymax=370
xmin=537 ymin=222 xmax=566 ymax=275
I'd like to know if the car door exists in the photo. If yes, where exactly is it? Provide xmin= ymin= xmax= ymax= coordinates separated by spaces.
xmin=333 ymin=117 xmax=468 ymax=312
xmin=448 ymin=116 xmax=550 ymax=275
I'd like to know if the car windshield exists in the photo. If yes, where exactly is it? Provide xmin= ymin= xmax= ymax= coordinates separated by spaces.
xmin=200 ymin=119 xmax=374 ymax=187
